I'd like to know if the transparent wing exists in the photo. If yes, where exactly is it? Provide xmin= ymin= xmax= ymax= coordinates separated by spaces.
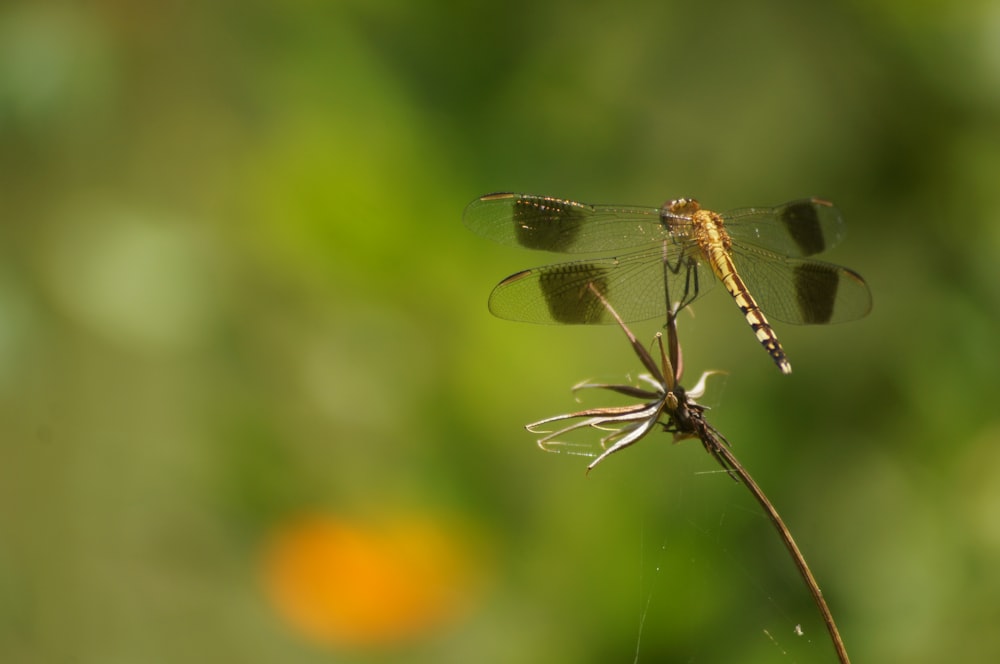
xmin=731 ymin=245 xmax=873 ymax=325
xmin=468 ymin=193 xmax=871 ymax=326
xmin=463 ymin=192 xmax=684 ymax=253
xmin=724 ymin=198 xmax=846 ymax=259
xmin=487 ymin=245 xmax=717 ymax=325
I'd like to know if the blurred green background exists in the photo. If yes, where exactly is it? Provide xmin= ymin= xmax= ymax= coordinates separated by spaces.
xmin=3 ymin=1 xmax=1000 ymax=662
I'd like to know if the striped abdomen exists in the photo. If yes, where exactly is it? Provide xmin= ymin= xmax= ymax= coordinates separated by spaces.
xmin=693 ymin=208 xmax=792 ymax=374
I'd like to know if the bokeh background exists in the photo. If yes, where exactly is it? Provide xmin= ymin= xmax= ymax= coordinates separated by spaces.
xmin=3 ymin=1 xmax=1000 ymax=662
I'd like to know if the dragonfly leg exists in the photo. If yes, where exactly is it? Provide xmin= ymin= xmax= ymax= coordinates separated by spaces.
xmin=659 ymin=244 xmax=701 ymax=317
xmin=677 ymin=258 xmax=700 ymax=312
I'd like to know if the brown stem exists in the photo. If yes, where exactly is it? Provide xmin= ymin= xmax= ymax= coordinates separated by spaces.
xmin=710 ymin=441 xmax=851 ymax=664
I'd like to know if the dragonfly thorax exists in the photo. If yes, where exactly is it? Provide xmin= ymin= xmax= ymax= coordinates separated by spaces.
xmin=692 ymin=208 xmax=732 ymax=254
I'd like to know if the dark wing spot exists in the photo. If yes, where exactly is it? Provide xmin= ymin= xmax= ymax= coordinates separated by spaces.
xmin=781 ymin=201 xmax=826 ymax=256
xmin=794 ymin=263 xmax=839 ymax=324
xmin=539 ymin=263 xmax=611 ymax=323
xmin=513 ymin=197 xmax=587 ymax=251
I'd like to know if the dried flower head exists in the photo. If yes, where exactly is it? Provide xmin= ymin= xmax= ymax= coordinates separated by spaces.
xmin=526 ymin=284 xmax=729 ymax=474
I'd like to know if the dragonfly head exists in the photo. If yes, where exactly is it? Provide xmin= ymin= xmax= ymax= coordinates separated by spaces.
xmin=664 ymin=198 xmax=701 ymax=217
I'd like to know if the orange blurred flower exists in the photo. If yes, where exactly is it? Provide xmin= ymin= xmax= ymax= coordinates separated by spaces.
xmin=261 ymin=512 xmax=485 ymax=649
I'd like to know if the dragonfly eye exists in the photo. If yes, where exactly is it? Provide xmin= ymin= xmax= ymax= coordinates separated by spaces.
xmin=664 ymin=198 xmax=700 ymax=216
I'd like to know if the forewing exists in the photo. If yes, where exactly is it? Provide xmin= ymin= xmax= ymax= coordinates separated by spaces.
xmin=724 ymin=198 xmax=846 ymax=258
xmin=463 ymin=193 xmax=674 ymax=253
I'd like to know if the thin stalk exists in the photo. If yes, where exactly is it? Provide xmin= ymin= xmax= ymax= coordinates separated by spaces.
xmin=708 ymin=439 xmax=851 ymax=664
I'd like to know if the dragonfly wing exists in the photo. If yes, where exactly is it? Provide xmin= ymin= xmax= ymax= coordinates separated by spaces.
xmin=724 ymin=198 xmax=846 ymax=258
xmin=487 ymin=246 xmax=716 ymax=324
xmin=732 ymin=246 xmax=872 ymax=325
xmin=463 ymin=193 xmax=672 ymax=253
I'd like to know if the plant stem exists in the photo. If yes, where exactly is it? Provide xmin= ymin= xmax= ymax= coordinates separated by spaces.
xmin=710 ymin=441 xmax=851 ymax=664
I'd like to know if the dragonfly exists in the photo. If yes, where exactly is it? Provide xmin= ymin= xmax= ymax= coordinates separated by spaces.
xmin=463 ymin=192 xmax=872 ymax=374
